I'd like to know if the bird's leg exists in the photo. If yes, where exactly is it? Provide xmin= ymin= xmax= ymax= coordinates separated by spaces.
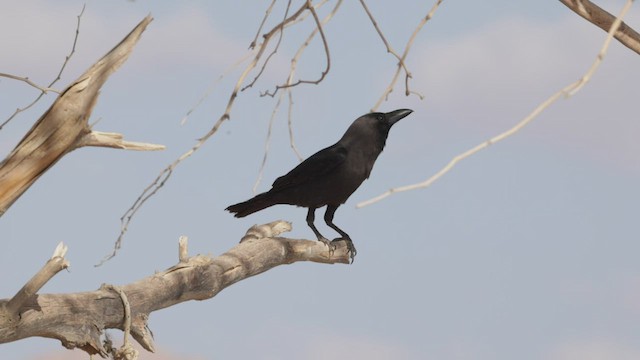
xmin=324 ymin=205 xmax=357 ymax=262
xmin=306 ymin=207 xmax=332 ymax=249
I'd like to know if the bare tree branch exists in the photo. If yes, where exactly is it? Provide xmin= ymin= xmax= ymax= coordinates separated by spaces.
xmin=0 ymin=15 xmax=159 ymax=216
xmin=560 ymin=0 xmax=640 ymax=54
xmin=358 ymin=0 xmax=634 ymax=208
xmin=180 ymin=50 xmax=255 ymax=125
xmin=242 ymin=0 xmax=293 ymax=92
xmin=358 ymin=0 xmax=414 ymax=95
xmin=287 ymin=88 xmax=304 ymax=161
xmin=250 ymin=0 xmax=278 ymax=50
xmin=0 ymin=73 xmax=61 ymax=94
xmin=2 ymin=242 xmax=69 ymax=319
xmin=0 ymin=4 xmax=85 ymax=131
xmin=371 ymin=0 xmax=443 ymax=111
xmin=261 ymin=0 xmax=332 ymax=97
xmin=253 ymin=90 xmax=285 ymax=194
xmin=0 ymin=222 xmax=349 ymax=356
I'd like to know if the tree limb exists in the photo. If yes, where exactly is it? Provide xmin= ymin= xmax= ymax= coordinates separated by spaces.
xmin=559 ymin=0 xmax=640 ymax=54
xmin=0 ymin=15 xmax=161 ymax=216
xmin=3 ymin=243 xmax=69 ymax=320
xmin=0 ymin=221 xmax=349 ymax=356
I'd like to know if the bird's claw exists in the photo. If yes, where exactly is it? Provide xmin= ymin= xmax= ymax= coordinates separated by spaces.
xmin=318 ymin=237 xmax=336 ymax=255
xmin=332 ymin=238 xmax=357 ymax=263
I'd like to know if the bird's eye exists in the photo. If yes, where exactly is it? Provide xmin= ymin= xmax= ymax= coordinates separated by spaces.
xmin=376 ymin=115 xmax=384 ymax=121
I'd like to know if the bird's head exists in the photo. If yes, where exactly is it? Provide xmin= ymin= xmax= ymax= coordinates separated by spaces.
xmin=342 ymin=108 xmax=413 ymax=150
xmin=362 ymin=108 xmax=413 ymax=134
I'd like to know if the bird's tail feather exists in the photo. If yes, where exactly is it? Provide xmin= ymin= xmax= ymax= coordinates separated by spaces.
xmin=226 ymin=192 xmax=276 ymax=218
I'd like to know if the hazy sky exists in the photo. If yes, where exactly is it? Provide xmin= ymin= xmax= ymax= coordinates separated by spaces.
xmin=1 ymin=1 xmax=640 ymax=359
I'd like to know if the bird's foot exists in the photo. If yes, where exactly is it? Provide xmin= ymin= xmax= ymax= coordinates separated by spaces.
xmin=317 ymin=237 xmax=336 ymax=255
xmin=332 ymin=238 xmax=357 ymax=263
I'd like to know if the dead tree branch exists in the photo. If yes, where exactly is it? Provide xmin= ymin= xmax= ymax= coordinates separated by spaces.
xmin=261 ymin=0 xmax=332 ymax=97
xmin=242 ymin=0 xmax=293 ymax=92
xmin=2 ymin=243 xmax=69 ymax=320
xmin=358 ymin=0 xmax=414 ymax=97
xmin=0 ymin=15 xmax=162 ymax=216
xmin=560 ymin=0 xmax=640 ymax=54
xmin=0 ymin=221 xmax=349 ymax=356
xmin=358 ymin=0 xmax=634 ymax=208
xmin=370 ymin=0 xmax=443 ymax=111
xmin=0 ymin=73 xmax=61 ymax=94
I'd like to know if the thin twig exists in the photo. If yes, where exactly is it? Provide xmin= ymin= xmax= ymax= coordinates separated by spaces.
xmin=181 ymin=50 xmax=256 ymax=125
xmin=287 ymin=88 xmax=303 ymax=161
xmin=253 ymin=90 xmax=285 ymax=194
xmin=0 ymin=4 xmax=84 ymax=131
xmin=357 ymin=0 xmax=634 ymax=208
xmin=358 ymin=0 xmax=412 ymax=83
xmin=242 ymin=0 xmax=293 ymax=92
xmin=286 ymin=0 xmax=330 ymax=28
xmin=261 ymin=0 xmax=332 ymax=97
xmin=371 ymin=0 xmax=443 ymax=111
xmin=0 ymin=73 xmax=61 ymax=94
xmin=250 ymin=0 xmax=278 ymax=50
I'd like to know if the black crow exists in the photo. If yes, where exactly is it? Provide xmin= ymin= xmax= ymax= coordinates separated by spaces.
xmin=226 ymin=108 xmax=413 ymax=260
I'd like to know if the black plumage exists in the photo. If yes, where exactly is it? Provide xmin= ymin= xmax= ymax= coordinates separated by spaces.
xmin=226 ymin=108 xmax=413 ymax=260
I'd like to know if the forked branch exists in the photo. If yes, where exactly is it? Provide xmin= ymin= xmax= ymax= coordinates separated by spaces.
xmin=0 ymin=221 xmax=349 ymax=356
xmin=0 ymin=15 xmax=162 ymax=216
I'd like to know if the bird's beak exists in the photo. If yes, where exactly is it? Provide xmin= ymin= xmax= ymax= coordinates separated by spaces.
xmin=385 ymin=109 xmax=413 ymax=126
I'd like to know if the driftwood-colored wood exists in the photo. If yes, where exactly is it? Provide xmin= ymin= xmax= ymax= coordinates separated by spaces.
xmin=0 ymin=15 xmax=162 ymax=216
xmin=3 ymin=243 xmax=69 ymax=321
xmin=559 ymin=0 xmax=640 ymax=55
xmin=0 ymin=221 xmax=350 ymax=356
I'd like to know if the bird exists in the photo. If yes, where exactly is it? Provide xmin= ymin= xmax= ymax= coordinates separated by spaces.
xmin=226 ymin=108 xmax=413 ymax=261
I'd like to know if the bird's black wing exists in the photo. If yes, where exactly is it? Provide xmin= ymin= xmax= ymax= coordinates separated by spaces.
xmin=271 ymin=144 xmax=347 ymax=191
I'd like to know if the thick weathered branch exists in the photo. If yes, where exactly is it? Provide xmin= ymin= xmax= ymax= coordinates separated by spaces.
xmin=560 ymin=0 xmax=640 ymax=55
xmin=0 ymin=221 xmax=349 ymax=355
xmin=0 ymin=15 xmax=159 ymax=216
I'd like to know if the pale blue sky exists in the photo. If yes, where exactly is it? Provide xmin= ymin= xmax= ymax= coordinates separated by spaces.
xmin=1 ymin=1 xmax=640 ymax=359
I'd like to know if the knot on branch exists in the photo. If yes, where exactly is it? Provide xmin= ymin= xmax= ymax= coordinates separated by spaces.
xmin=240 ymin=220 xmax=292 ymax=243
